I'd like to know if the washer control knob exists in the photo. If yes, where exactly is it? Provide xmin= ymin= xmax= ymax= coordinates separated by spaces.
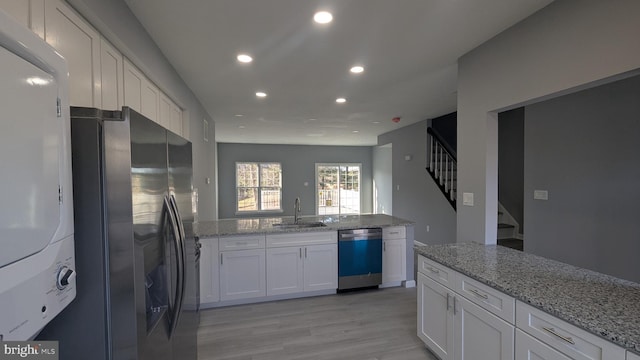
xmin=57 ymin=266 xmax=76 ymax=290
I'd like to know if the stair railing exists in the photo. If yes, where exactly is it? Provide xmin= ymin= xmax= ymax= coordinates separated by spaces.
xmin=426 ymin=127 xmax=457 ymax=209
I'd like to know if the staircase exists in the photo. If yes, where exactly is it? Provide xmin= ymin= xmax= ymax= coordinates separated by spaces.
xmin=426 ymin=127 xmax=523 ymax=251
xmin=426 ymin=127 xmax=457 ymax=210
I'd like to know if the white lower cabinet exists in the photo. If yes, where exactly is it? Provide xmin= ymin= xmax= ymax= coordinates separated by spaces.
xmin=629 ymin=352 xmax=640 ymax=360
xmin=418 ymin=272 xmax=455 ymax=360
xmin=199 ymin=237 xmax=219 ymax=304
xmin=266 ymin=246 xmax=304 ymax=296
xmin=219 ymin=248 xmax=266 ymax=301
xmin=382 ymin=226 xmax=407 ymax=286
xmin=455 ymin=294 xmax=514 ymax=360
xmin=418 ymin=255 xmax=627 ymax=360
xmin=266 ymin=232 xmax=337 ymax=296
xmin=382 ymin=238 xmax=406 ymax=284
xmin=303 ymin=244 xmax=337 ymax=291
xmin=516 ymin=329 xmax=571 ymax=360
xmin=417 ymin=271 xmax=513 ymax=360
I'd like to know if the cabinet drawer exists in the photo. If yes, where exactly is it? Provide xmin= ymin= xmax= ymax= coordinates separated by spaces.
xmin=455 ymin=272 xmax=514 ymax=323
xmin=219 ymin=234 xmax=265 ymax=251
xmin=266 ymin=231 xmax=336 ymax=248
xmin=516 ymin=301 xmax=626 ymax=360
xmin=417 ymin=255 xmax=456 ymax=288
xmin=383 ymin=226 xmax=406 ymax=240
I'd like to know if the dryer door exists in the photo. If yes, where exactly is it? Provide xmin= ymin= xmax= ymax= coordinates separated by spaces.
xmin=0 ymin=45 xmax=61 ymax=268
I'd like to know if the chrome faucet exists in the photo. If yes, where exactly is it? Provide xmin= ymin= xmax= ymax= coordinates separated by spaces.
xmin=294 ymin=197 xmax=301 ymax=224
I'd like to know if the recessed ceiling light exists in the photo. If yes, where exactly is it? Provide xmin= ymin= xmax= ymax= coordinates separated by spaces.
xmin=234 ymin=114 xmax=244 ymax=117
xmin=314 ymin=11 xmax=333 ymax=24
xmin=352 ymin=130 xmax=359 ymax=133
xmin=239 ymin=125 xmax=246 ymax=129
xmin=256 ymin=92 xmax=267 ymax=98
xmin=336 ymin=98 xmax=346 ymax=103
xmin=237 ymin=54 xmax=253 ymax=63
xmin=350 ymin=66 xmax=364 ymax=74
xmin=308 ymin=118 xmax=317 ymax=121
xmin=373 ymin=121 xmax=380 ymax=124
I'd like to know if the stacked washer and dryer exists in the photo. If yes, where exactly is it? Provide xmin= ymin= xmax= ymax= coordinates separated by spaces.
xmin=0 ymin=10 xmax=76 ymax=340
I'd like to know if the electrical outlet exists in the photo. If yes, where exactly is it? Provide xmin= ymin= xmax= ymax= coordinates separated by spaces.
xmin=426 ymin=225 xmax=430 ymax=232
xmin=534 ymin=190 xmax=548 ymax=200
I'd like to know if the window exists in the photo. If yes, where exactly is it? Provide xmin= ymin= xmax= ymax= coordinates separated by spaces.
xmin=316 ymin=163 xmax=361 ymax=215
xmin=236 ymin=162 xmax=282 ymax=213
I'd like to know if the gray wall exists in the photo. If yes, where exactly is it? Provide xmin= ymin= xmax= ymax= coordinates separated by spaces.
xmin=524 ymin=75 xmax=640 ymax=282
xmin=498 ymin=108 xmax=524 ymax=233
xmin=373 ymin=144 xmax=393 ymax=215
xmin=66 ymin=0 xmax=218 ymax=221
xmin=457 ymin=0 xmax=640 ymax=244
xmin=378 ymin=120 xmax=456 ymax=245
xmin=217 ymin=143 xmax=373 ymax=219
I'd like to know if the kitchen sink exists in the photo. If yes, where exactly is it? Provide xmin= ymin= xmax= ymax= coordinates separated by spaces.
xmin=272 ymin=221 xmax=327 ymax=229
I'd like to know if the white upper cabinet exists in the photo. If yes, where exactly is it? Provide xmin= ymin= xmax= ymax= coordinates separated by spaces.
xmin=99 ymin=38 xmax=123 ymax=111
xmin=123 ymin=58 xmax=142 ymax=112
xmin=124 ymin=58 xmax=159 ymax=121
xmin=159 ymin=93 xmax=172 ymax=129
xmin=44 ymin=0 xmax=101 ymax=108
xmin=170 ymin=102 xmax=183 ymax=136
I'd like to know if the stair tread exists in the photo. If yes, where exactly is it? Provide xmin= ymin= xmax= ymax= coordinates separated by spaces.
xmin=497 ymin=238 xmax=523 ymax=251
xmin=498 ymin=223 xmax=515 ymax=229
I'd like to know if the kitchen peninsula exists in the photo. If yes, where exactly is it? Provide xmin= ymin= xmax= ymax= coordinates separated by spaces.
xmin=196 ymin=214 xmax=414 ymax=308
xmin=415 ymin=242 xmax=640 ymax=360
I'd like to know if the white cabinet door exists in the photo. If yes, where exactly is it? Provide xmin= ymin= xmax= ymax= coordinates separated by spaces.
xmin=515 ymin=329 xmax=571 ymax=360
xmin=44 ymin=0 xmax=100 ymax=107
xmin=629 ymin=352 xmax=640 ymax=360
xmin=124 ymin=58 xmax=159 ymax=122
xmin=455 ymin=295 xmax=514 ymax=360
xmin=159 ymin=92 xmax=172 ymax=130
xmin=219 ymin=249 xmax=266 ymax=301
xmin=140 ymin=78 xmax=159 ymax=121
xmin=199 ymin=238 xmax=219 ymax=305
xmin=303 ymin=244 xmax=337 ymax=291
xmin=382 ymin=238 xmax=406 ymax=284
xmin=123 ymin=58 xmax=142 ymax=112
xmin=170 ymin=103 xmax=183 ymax=136
xmin=266 ymin=247 xmax=304 ymax=296
xmin=418 ymin=272 xmax=455 ymax=360
xmin=99 ymin=38 xmax=123 ymax=111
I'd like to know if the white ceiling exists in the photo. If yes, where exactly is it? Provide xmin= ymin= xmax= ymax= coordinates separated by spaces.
xmin=123 ymin=0 xmax=553 ymax=146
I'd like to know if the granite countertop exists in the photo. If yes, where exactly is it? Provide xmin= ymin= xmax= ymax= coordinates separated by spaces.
xmin=194 ymin=214 xmax=413 ymax=237
xmin=414 ymin=243 xmax=640 ymax=353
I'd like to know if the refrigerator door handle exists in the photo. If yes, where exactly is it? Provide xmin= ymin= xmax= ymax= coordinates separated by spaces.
xmin=164 ymin=195 xmax=184 ymax=338
xmin=169 ymin=194 xmax=187 ymax=311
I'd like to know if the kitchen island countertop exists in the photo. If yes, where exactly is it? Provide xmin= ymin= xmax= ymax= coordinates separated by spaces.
xmin=414 ymin=242 xmax=640 ymax=354
xmin=195 ymin=214 xmax=413 ymax=237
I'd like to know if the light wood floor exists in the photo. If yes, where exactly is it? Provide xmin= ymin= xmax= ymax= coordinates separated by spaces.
xmin=197 ymin=287 xmax=437 ymax=360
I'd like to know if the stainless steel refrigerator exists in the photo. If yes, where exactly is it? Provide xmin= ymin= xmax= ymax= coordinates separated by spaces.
xmin=37 ymin=107 xmax=200 ymax=360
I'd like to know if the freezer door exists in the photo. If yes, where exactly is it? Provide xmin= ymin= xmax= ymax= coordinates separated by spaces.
xmin=0 ymin=45 xmax=60 ymax=268
xmin=128 ymin=108 xmax=174 ymax=360
xmin=167 ymin=132 xmax=198 ymax=360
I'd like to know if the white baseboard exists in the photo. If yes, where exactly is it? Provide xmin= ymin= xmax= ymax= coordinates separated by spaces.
xmin=403 ymin=280 xmax=416 ymax=288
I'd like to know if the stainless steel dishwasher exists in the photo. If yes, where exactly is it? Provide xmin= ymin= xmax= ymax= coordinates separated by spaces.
xmin=337 ymin=228 xmax=383 ymax=291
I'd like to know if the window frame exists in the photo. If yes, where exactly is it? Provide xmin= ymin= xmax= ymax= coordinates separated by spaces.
xmin=235 ymin=162 xmax=283 ymax=215
xmin=315 ymin=163 xmax=362 ymax=215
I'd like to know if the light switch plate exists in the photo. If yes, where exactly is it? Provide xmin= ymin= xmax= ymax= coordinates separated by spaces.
xmin=462 ymin=192 xmax=474 ymax=206
xmin=534 ymin=190 xmax=548 ymax=200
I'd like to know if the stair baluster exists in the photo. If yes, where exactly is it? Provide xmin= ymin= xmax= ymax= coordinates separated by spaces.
xmin=425 ymin=127 xmax=456 ymax=210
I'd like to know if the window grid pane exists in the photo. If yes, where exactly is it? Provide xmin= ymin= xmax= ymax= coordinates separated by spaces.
xmin=317 ymin=164 xmax=360 ymax=215
xmin=237 ymin=162 xmax=282 ymax=212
